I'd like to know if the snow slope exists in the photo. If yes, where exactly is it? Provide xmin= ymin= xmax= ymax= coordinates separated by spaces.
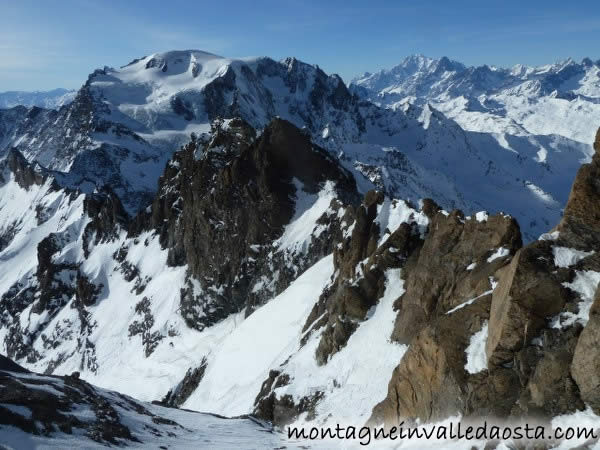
xmin=271 ymin=268 xmax=408 ymax=428
xmin=183 ymin=255 xmax=335 ymax=415
xmin=0 ymin=149 xmax=354 ymax=409
xmin=0 ymin=362 xmax=317 ymax=449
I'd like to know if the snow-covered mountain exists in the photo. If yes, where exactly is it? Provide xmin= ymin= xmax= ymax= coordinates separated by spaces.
xmin=0 ymin=50 xmax=592 ymax=240
xmin=0 ymin=88 xmax=76 ymax=110
xmin=351 ymin=54 xmax=600 ymax=158
xmin=2 ymin=50 xmax=600 ymax=448
xmin=2 ymin=50 xmax=376 ymax=213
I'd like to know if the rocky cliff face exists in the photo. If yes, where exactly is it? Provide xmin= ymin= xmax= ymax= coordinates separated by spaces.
xmin=0 ymin=117 xmax=365 ymax=405
xmin=369 ymin=128 xmax=600 ymax=429
xmin=145 ymin=117 xmax=359 ymax=329
xmin=251 ymin=127 xmax=600 ymax=436
xmin=391 ymin=208 xmax=521 ymax=345
xmin=251 ymin=196 xmax=525 ymax=427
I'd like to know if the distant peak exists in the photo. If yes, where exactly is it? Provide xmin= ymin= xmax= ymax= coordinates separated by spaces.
xmin=401 ymin=54 xmax=435 ymax=65
xmin=435 ymin=56 xmax=465 ymax=72
xmin=282 ymin=56 xmax=299 ymax=70
xmin=388 ymin=54 xmax=465 ymax=74
xmin=581 ymin=57 xmax=594 ymax=67
xmin=280 ymin=55 xmax=320 ymax=72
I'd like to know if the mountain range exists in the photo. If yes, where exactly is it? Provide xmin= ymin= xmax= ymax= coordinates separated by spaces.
xmin=2 ymin=52 xmax=596 ymax=240
xmin=0 ymin=88 xmax=76 ymax=110
xmin=1 ymin=51 xmax=600 ymax=448
xmin=351 ymin=54 xmax=600 ymax=158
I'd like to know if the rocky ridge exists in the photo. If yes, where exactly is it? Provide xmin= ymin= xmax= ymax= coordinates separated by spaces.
xmin=250 ymin=127 xmax=600 ymax=443
xmin=145 ymin=117 xmax=359 ymax=329
xmin=370 ymin=129 xmax=600 ymax=429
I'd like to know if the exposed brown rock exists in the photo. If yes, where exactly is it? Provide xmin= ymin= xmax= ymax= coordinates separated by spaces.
xmin=369 ymin=128 xmax=600 ymax=428
xmin=315 ymin=317 xmax=359 ymax=365
xmin=571 ymin=289 xmax=600 ymax=413
xmin=371 ymin=296 xmax=491 ymax=426
xmin=557 ymin=143 xmax=600 ymax=248
xmin=420 ymin=198 xmax=441 ymax=219
xmin=336 ymin=190 xmax=384 ymax=281
xmin=391 ymin=210 xmax=521 ymax=344
xmin=486 ymin=241 xmax=569 ymax=366
xmin=253 ymin=369 xmax=322 ymax=427
xmin=307 ymin=194 xmax=423 ymax=365
xmin=466 ymin=368 xmax=520 ymax=419
xmin=517 ymin=326 xmax=584 ymax=417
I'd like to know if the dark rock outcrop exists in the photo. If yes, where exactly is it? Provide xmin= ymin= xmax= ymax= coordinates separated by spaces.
xmin=6 ymin=148 xmax=50 ymax=189
xmin=0 ymin=354 xmax=185 ymax=445
xmin=253 ymin=369 xmax=322 ymax=427
xmin=33 ymin=234 xmax=79 ymax=316
xmin=82 ymin=187 xmax=129 ymax=254
xmin=75 ymin=272 xmax=103 ymax=307
xmin=150 ymin=117 xmax=358 ymax=330
xmin=0 ymin=353 xmax=29 ymax=373
xmin=128 ymin=297 xmax=164 ymax=357
xmin=162 ymin=358 xmax=208 ymax=407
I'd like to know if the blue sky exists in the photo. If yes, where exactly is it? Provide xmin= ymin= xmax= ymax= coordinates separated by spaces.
xmin=1 ymin=0 xmax=599 ymax=91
